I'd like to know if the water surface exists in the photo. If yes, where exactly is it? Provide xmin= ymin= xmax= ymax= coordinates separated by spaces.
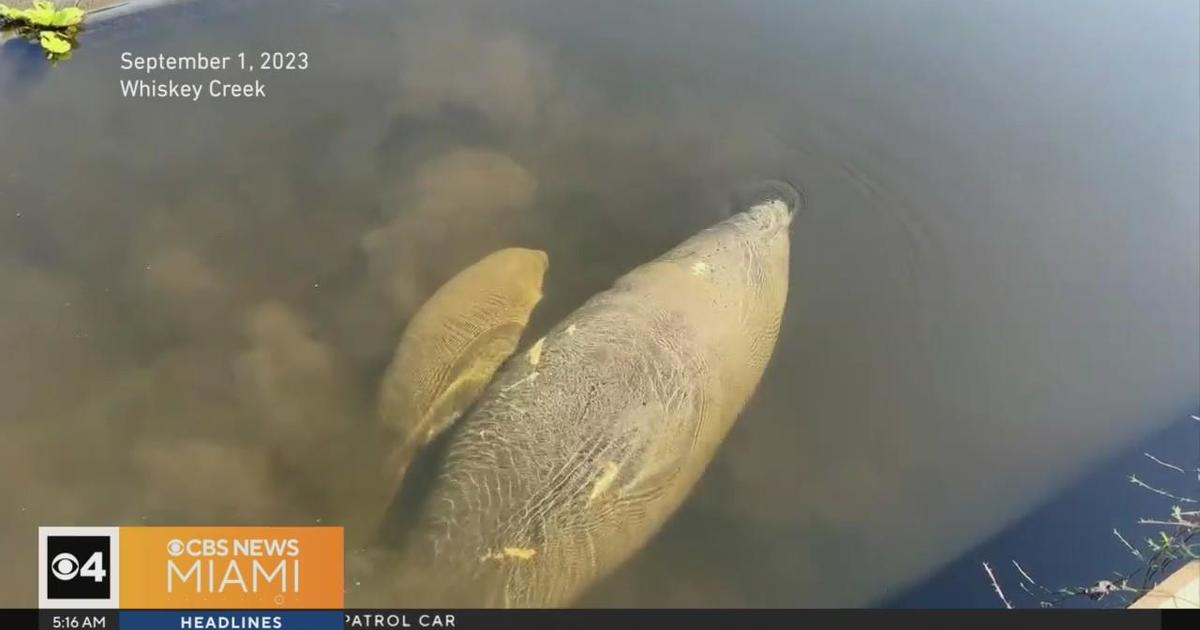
xmin=1 ymin=0 xmax=1197 ymax=607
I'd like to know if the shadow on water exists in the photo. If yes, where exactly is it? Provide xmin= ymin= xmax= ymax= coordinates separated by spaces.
xmin=0 ymin=37 xmax=48 ymax=89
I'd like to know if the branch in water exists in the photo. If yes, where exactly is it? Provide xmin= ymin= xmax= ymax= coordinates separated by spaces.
xmin=1143 ymin=452 xmax=1186 ymax=474
xmin=1137 ymin=519 xmax=1198 ymax=528
xmin=1012 ymin=559 xmax=1037 ymax=586
xmin=1113 ymin=528 xmax=1145 ymax=560
xmin=983 ymin=562 xmax=1013 ymax=609
xmin=1129 ymin=475 xmax=1199 ymax=503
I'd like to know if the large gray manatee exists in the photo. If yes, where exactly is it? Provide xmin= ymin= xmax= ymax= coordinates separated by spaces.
xmin=383 ymin=182 xmax=798 ymax=607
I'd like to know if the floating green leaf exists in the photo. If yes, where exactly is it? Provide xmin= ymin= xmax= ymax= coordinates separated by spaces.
xmin=1 ymin=2 xmax=83 ymax=26
xmin=0 ymin=4 xmax=26 ymax=22
xmin=24 ymin=2 xmax=57 ymax=26
xmin=51 ymin=6 xmax=82 ymax=27
xmin=39 ymin=29 xmax=69 ymax=54
xmin=0 ymin=1 xmax=86 ymax=60
xmin=20 ymin=1 xmax=82 ymax=27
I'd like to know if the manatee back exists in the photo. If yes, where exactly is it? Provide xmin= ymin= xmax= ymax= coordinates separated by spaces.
xmin=402 ymin=192 xmax=794 ymax=607
xmin=407 ymin=289 xmax=714 ymax=607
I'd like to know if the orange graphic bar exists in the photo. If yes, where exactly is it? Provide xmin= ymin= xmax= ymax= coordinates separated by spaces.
xmin=119 ymin=527 xmax=343 ymax=609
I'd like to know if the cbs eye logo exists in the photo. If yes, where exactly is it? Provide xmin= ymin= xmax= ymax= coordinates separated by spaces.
xmin=39 ymin=527 xmax=120 ymax=608
xmin=47 ymin=537 xmax=109 ymax=599
xmin=50 ymin=548 xmax=107 ymax=583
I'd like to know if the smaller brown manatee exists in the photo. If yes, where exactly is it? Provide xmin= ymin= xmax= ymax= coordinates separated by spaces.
xmin=377 ymin=247 xmax=548 ymax=490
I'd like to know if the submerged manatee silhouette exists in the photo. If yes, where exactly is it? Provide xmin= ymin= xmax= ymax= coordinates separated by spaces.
xmin=375 ymin=181 xmax=799 ymax=607
xmin=378 ymin=247 xmax=548 ymax=491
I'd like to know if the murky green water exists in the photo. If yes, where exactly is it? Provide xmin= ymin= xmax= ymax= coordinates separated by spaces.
xmin=1 ymin=0 xmax=1197 ymax=607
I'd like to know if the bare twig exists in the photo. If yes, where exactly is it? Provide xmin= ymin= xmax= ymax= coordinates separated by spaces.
xmin=1011 ymin=559 xmax=1057 ymax=601
xmin=989 ymin=413 xmax=1200 ymax=609
xmin=1144 ymin=452 xmax=1186 ymax=474
xmin=1012 ymin=559 xmax=1037 ymax=586
xmin=1129 ymin=475 xmax=1199 ymax=503
xmin=983 ymin=562 xmax=1013 ymax=609
xmin=1114 ymin=528 xmax=1145 ymax=560
xmin=1138 ymin=518 xmax=1200 ymax=528
xmin=1016 ymin=581 xmax=1053 ymax=606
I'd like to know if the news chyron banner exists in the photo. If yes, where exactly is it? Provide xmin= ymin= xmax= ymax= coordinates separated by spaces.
xmin=39 ymin=526 xmax=344 ymax=629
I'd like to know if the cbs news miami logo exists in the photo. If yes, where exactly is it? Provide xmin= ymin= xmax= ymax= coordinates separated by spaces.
xmin=39 ymin=527 xmax=343 ymax=609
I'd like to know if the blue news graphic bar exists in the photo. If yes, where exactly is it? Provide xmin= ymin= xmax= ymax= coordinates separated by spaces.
xmin=119 ymin=611 xmax=342 ymax=630
xmin=6 ymin=608 xmax=1183 ymax=630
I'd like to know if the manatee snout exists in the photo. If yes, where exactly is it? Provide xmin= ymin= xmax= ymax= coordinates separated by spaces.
xmin=731 ymin=178 xmax=803 ymax=227
xmin=496 ymin=247 xmax=549 ymax=282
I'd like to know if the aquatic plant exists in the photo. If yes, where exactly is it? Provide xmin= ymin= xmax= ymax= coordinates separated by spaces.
xmin=985 ymin=413 xmax=1200 ymax=609
xmin=0 ymin=1 xmax=85 ymax=60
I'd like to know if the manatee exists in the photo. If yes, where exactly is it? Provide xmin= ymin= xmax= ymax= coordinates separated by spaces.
xmin=377 ymin=247 xmax=548 ymax=491
xmin=379 ymin=181 xmax=799 ymax=607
